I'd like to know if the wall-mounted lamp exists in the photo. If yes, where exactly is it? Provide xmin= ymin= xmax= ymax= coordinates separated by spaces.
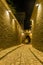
xmin=30 ymin=19 xmax=33 ymax=23
xmin=6 ymin=10 xmax=11 ymax=15
xmin=6 ymin=10 xmax=9 ymax=15
xmin=30 ymin=19 xmax=34 ymax=26
xmin=35 ymin=3 xmax=39 ymax=7
xmin=21 ymin=32 xmax=24 ymax=36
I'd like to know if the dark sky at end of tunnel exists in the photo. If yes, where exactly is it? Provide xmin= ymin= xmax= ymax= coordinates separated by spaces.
xmin=6 ymin=0 xmax=36 ymax=30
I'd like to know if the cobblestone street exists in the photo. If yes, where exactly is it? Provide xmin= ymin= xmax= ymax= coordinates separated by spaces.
xmin=0 ymin=44 xmax=42 ymax=65
xmin=0 ymin=0 xmax=43 ymax=65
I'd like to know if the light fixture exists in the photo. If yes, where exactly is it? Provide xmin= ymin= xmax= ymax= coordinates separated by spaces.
xmin=21 ymin=32 xmax=24 ymax=36
xmin=30 ymin=19 xmax=34 ymax=26
xmin=6 ymin=10 xmax=11 ymax=15
xmin=30 ymin=19 xmax=33 ymax=22
xmin=35 ymin=3 xmax=39 ymax=7
xmin=6 ymin=10 xmax=9 ymax=15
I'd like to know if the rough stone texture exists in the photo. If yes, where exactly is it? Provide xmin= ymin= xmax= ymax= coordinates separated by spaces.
xmin=0 ymin=1 xmax=23 ymax=49
xmin=31 ymin=0 xmax=43 ymax=51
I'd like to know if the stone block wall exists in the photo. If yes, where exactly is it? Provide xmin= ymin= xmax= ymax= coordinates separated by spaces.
xmin=0 ymin=1 xmax=23 ymax=49
xmin=31 ymin=0 xmax=43 ymax=51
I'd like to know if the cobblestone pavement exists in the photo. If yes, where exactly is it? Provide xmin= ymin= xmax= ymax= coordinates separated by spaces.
xmin=0 ymin=44 xmax=42 ymax=65
xmin=29 ymin=44 xmax=43 ymax=63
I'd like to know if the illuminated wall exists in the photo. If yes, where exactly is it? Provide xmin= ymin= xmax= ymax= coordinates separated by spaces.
xmin=31 ymin=0 xmax=43 ymax=51
xmin=0 ymin=0 xmax=23 ymax=49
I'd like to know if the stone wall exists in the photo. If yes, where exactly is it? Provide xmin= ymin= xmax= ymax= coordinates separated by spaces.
xmin=0 ymin=1 xmax=23 ymax=49
xmin=31 ymin=0 xmax=43 ymax=51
